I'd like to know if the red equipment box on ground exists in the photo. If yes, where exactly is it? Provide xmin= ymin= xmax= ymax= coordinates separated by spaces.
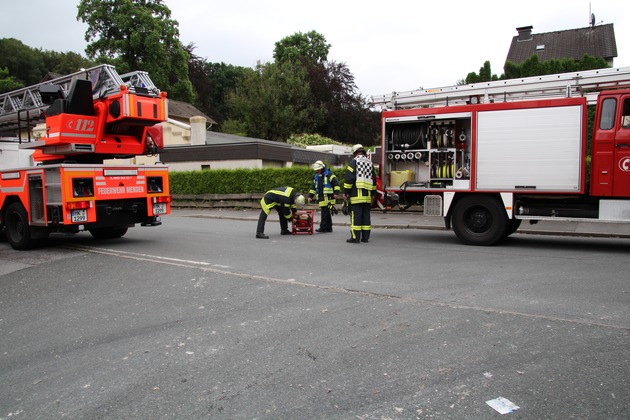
xmin=292 ymin=210 xmax=314 ymax=235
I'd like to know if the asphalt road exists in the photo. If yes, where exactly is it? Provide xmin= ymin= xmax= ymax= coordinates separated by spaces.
xmin=1 ymin=213 xmax=629 ymax=419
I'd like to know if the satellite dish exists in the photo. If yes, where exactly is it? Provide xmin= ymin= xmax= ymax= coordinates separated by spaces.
xmin=591 ymin=13 xmax=596 ymax=27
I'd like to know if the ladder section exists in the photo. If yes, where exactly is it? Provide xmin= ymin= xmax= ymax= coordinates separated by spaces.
xmin=371 ymin=66 xmax=630 ymax=109
xmin=0 ymin=64 xmax=161 ymax=133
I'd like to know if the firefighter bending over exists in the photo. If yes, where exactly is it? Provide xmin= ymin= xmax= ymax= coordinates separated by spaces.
xmin=256 ymin=187 xmax=305 ymax=239
xmin=308 ymin=160 xmax=340 ymax=233
xmin=343 ymin=145 xmax=376 ymax=243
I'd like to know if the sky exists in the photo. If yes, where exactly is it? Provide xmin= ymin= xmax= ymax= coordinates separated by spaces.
xmin=1 ymin=0 xmax=629 ymax=98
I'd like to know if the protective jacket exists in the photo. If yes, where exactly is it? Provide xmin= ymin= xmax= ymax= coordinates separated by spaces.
xmin=309 ymin=168 xmax=340 ymax=207
xmin=260 ymin=187 xmax=299 ymax=217
xmin=343 ymin=154 xmax=376 ymax=204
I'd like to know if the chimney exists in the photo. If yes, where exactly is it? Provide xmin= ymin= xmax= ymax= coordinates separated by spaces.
xmin=190 ymin=116 xmax=207 ymax=146
xmin=516 ymin=26 xmax=533 ymax=41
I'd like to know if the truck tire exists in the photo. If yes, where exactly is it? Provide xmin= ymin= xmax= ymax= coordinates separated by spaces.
xmin=452 ymin=195 xmax=508 ymax=246
xmin=504 ymin=219 xmax=522 ymax=238
xmin=89 ymin=227 xmax=128 ymax=239
xmin=5 ymin=202 xmax=35 ymax=250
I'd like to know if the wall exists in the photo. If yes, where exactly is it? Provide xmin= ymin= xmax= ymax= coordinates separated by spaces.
xmin=167 ymin=159 xmax=290 ymax=172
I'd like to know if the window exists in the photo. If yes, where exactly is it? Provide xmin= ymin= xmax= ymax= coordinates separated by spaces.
xmin=599 ymin=98 xmax=616 ymax=130
xmin=622 ymin=98 xmax=630 ymax=129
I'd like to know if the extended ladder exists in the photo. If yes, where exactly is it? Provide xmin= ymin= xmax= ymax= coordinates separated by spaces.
xmin=0 ymin=64 xmax=161 ymax=132
xmin=370 ymin=66 xmax=630 ymax=110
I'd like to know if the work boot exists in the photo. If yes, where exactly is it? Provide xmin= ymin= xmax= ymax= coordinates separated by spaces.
xmin=281 ymin=230 xmax=292 ymax=235
xmin=256 ymin=232 xmax=269 ymax=239
xmin=316 ymin=228 xmax=329 ymax=233
xmin=346 ymin=238 xmax=360 ymax=243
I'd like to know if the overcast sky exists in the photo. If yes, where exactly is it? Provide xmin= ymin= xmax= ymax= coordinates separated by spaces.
xmin=1 ymin=0 xmax=628 ymax=97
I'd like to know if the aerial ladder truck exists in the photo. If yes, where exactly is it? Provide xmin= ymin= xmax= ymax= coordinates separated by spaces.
xmin=370 ymin=66 xmax=630 ymax=245
xmin=0 ymin=64 xmax=172 ymax=250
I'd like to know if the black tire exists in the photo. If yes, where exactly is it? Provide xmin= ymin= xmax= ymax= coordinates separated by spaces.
xmin=89 ymin=227 xmax=128 ymax=240
xmin=5 ymin=202 xmax=34 ymax=250
xmin=452 ymin=195 xmax=508 ymax=246
xmin=504 ymin=219 xmax=522 ymax=238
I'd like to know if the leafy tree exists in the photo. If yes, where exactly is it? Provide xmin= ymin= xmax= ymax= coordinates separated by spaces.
xmin=464 ymin=54 xmax=610 ymax=85
xmin=40 ymin=50 xmax=94 ymax=76
xmin=0 ymin=67 xmax=23 ymax=93
xmin=0 ymin=38 xmax=47 ymax=87
xmin=206 ymin=62 xmax=250 ymax=124
xmin=503 ymin=54 xmax=609 ymax=79
xmin=185 ymin=47 xmax=250 ymax=126
xmin=287 ymin=133 xmax=341 ymax=148
xmin=274 ymin=31 xmax=380 ymax=145
xmin=0 ymin=39 xmax=93 ymax=93
xmin=227 ymin=61 xmax=324 ymax=141
xmin=273 ymin=31 xmax=331 ymax=64
xmin=183 ymin=42 xmax=256 ymax=128
xmin=184 ymin=43 xmax=212 ymax=116
xmin=77 ymin=0 xmax=194 ymax=102
xmin=464 ymin=61 xmax=498 ymax=84
xmin=305 ymin=60 xmax=380 ymax=145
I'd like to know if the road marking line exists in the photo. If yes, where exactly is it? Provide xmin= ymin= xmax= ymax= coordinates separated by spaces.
xmin=68 ymin=244 xmax=630 ymax=331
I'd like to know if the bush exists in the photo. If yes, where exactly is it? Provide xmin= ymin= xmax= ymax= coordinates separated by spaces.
xmin=170 ymin=167 xmax=347 ymax=195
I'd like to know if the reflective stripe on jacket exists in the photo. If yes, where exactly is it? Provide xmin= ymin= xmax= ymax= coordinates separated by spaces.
xmin=343 ymin=155 xmax=376 ymax=205
xmin=309 ymin=168 xmax=340 ymax=207
xmin=260 ymin=187 xmax=297 ymax=217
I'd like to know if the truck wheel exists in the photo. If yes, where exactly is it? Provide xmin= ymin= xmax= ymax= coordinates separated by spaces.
xmin=89 ymin=227 xmax=128 ymax=239
xmin=452 ymin=195 xmax=508 ymax=246
xmin=504 ymin=219 xmax=522 ymax=238
xmin=5 ymin=202 xmax=35 ymax=250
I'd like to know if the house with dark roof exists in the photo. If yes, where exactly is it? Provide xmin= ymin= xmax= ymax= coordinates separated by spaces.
xmin=160 ymin=131 xmax=346 ymax=171
xmin=505 ymin=23 xmax=617 ymax=67
xmin=168 ymin=100 xmax=216 ymax=127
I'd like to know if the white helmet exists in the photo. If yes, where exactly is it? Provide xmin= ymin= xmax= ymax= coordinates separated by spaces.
xmin=312 ymin=160 xmax=325 ymax=171
xmin=351 ymin=144 xmax=365 ymax=155
xmin=295 ymin=194 xmax=305 ymax=207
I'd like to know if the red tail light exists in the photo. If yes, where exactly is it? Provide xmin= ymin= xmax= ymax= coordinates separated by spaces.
xmin=152 ymin=196 xmax=172 ymax=204
xmin=66 ymin=201 xmax=91 ymax=210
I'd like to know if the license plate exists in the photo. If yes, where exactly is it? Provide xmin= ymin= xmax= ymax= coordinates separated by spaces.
xmin=71 ymin=209 xmax=88 ymax=223
xmin=153 ymin=203 xmax=167 ymax=215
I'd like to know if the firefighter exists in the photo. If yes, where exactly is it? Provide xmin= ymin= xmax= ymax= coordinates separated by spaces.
xmin=308 ymin=160 xmax=340 ymax=233
xmin=343 ymin=144 xmax=376 ymax=243
xmin=256 ymin=187 xmax=305 ymax=239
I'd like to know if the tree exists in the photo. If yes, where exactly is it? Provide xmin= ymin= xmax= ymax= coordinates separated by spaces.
xmin=77 ymin=0 xmax=194 ymax=102
xmin=463 ymin=61 xmax=498 ymax=84
xmin=503 ymin=54 xmax=609 ymax=79
xmin=207 ymin=62 xmax=250 ymax=124
xmin=0 ymin=39 xmax=94 ymax=93
xmin=40 ymin=50 xmax=94 ymax=76
xmin=226 ymin=61 xmax=324 ymax=141
xmin=0 ymin=67 xmax=23 ymax=93
xmin=0 ymin=38 xmax=47 ymax=87
xmin=464 ymin=54 xmax=610 ymax=85
xmin=273 ymin=31 xmax=379 ymax=145
xmin=273 ymin=31 xmax=331 ymax=65
xmin=305 ymin=60 xmax=380 ymax=145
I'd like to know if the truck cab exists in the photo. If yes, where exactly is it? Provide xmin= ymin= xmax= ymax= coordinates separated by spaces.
xmin=591 ymin=91 xmax=630 ymax=197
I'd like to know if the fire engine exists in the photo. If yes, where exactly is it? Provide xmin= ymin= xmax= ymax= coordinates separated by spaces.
xmin=0 ymin=64 xmax=172 ymax=250
xmin=370 ymin=66 xmax=630 ymax=245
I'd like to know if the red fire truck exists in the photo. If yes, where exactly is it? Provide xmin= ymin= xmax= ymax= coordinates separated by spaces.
xmin=0 ymin=65 xmax=171 ymax=249
xmin=370 ymin=66 xmax=630 ymax=245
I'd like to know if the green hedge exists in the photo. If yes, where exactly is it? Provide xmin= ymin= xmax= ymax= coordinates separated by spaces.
xmin=169 ymin=167 xmax=347 ymax=195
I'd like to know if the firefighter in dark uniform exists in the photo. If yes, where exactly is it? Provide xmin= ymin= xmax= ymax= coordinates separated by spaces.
xmin=256 ymin=187 xmax=305 ymax=239
xmin=343 ymin=144 xmax=376 ymax=243
xmin=308 ymin=160 xmax=340 ymax=233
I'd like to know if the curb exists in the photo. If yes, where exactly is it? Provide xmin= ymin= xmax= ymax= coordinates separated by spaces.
xmin=179 ymin=212 xmax=630 ymax=239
